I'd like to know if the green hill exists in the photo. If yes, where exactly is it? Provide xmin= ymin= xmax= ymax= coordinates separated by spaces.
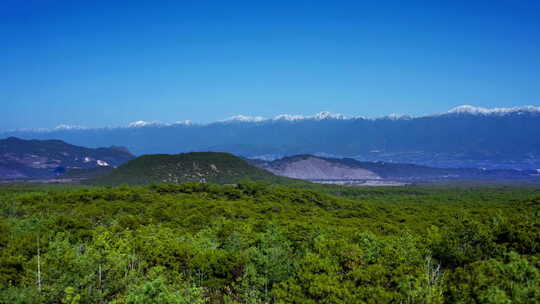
xmin=89 ymin=152 xmax=301 ymax=186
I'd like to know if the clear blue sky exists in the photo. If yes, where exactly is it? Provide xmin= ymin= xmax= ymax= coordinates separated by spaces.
xmin=2 ymin=0 xmax=539 ymax=130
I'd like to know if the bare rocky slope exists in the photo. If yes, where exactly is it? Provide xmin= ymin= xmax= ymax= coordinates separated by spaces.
xmin=249 ymin=155 xmax=540 ymax=183
xmin=262 ymin=156 xmax=381 ymax=180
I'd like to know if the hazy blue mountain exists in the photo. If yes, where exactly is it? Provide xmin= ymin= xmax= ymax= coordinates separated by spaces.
xmin=0 ymin=137 xmax=134 ymax=179
xmin=3 ymin=106 xmax=540 ymax=169
xmin=248 ymin=154 xmax=540 ymax=183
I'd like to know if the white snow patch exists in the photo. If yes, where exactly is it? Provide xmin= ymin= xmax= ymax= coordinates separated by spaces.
xmin=54 ymin=124 xmax=86 ymax=130
xmin=173 ymin=120 xmax=194 ymax=126
xmin=447 ymin=105 xmax=540 ymax=116
xmin=379 ymin=113 xmax=413 ymax=120
xmin=313 ymin=111 xmax=346 ymax=120
xmin=273 ymin=114 xmax=306 ymax=121
xmin=84 ymin=157 xmax=92 ymax=163
xmin=126 ymin=120 xmax=195 ymax=128
xmin=221 ymin=112 xmax=346 ymax=123
xmin=97 ymin=160 xmax=110 ymax=167
xmin=127 ymin=120 xmax=162 ymax=127
xmin=272 ymin=112 xmax=346 ymax=121
xmin=222 ymin=115 xmax=267 ymax=122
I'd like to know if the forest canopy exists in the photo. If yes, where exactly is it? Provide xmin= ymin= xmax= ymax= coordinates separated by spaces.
xmin=0 ymin=182 xmax=539 ymax=303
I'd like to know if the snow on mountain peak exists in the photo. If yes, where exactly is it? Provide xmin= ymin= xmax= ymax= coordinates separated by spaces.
xmin=56 ymin=106 xmax=540 ymax=131
xmin=222 ymin=115 xmax=267 ymax=122
xmin=173 ymin=120 xmax=194 ymax=126
xmin=313 ymin=111 xmax=345 ymax=120
xmin=128 ymin=120 xmax=154 ymax=127
xmin=54 ymin=124 xmax=86 ymax=130
xmin=221 ymin=112 xmax=346 ymax=123
xmin=447 ymin=105 xmax=540 ymax=116
xmin=380 ymin=113 xmax=412 ymax=120
xmin=127 ymin=120 xmax=195 ymax=128
xmin=273 ymin=114 xmax=306 ymax=121
xmin=273 ymin=112 xmax=346 ymax=121
xmin=5 ymin=106 xmax=540 ymax=133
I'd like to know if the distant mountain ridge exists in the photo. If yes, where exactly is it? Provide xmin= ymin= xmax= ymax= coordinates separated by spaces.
xmin=90 ymin=152 xmax=300 ymax=186
xmin=6 ymin=105 xmax=540 ymax=131
xmin=3 ymin=105 xmax=540 ymax=169
xmin=249 ymin=155 xmax=540 ymax=183
xmin=0 ymin=137 xmax=134 ymax=179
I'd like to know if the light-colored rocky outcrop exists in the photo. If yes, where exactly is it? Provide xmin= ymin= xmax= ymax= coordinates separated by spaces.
xmin=268 ymin=157 xmax=380 ymax=180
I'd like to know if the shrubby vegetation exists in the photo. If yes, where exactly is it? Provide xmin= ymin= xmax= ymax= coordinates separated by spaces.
xmin=0 ymin=182 xmax=539 ymax=303
xmin=88 ymin=153 xmax=301 ymax=186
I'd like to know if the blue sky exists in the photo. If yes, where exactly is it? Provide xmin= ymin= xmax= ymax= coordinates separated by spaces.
xmin=1 ymin=0 xmax=539 ymax=130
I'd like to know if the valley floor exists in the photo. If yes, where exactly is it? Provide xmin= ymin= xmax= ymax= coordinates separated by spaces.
xmin=310 ymin=179 xmax=410 ymax=186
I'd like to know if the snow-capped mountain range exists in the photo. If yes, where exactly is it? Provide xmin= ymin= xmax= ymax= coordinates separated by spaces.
xmin=446 ymin=105 xmax=540 ymax=116
xmin=2 ymin=105 xmax=540 ymax=170
xmin=14 ymin=105 xmax=539 ymax=132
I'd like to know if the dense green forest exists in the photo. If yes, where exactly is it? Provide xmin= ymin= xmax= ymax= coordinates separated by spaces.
xmin=1 ymin=182 xmax=539 ymax=303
